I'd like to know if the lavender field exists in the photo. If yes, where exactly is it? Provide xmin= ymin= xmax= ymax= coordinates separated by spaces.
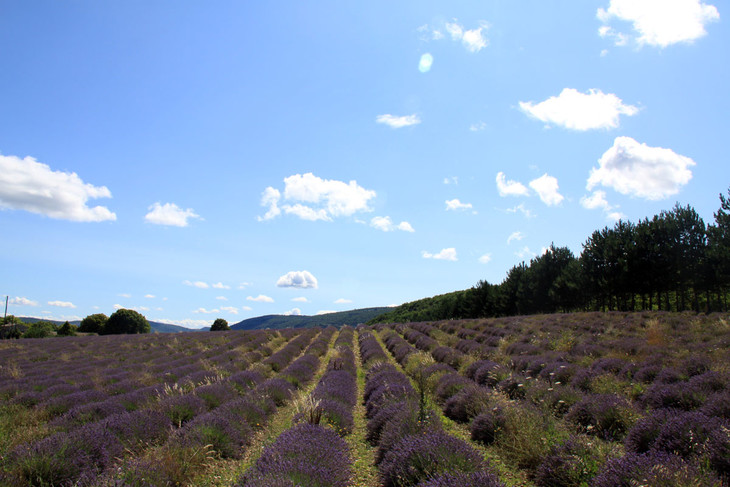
xmin=1 ymin=312 xmax=729 ymax=486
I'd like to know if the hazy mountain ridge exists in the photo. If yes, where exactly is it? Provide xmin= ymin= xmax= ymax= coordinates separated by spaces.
xmin=230 ymin=307 xmax=391 ymax=330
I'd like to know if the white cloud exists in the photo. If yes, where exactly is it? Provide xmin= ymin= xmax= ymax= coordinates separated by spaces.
xmin=144 ymin=294 xmax=155 ymax=299
xmin=48 ymin=300 xmax=76 ymax=309
xmin=113 ymin=304 xmax=124 ymax=310
xmin=242 ymin=306 xmax=253 ymax=311
xmin=597 ymin=0 xmax=719 ymax=47
xmin=507 ymin=231 xmax=524 ymax=244
xmin=445 ymin=199 xmax=473 ymax=211
xmin=470 ymin=122 xmax=487 ymax=132
xmin=183 ymin=280 xmax=209 ymax=289
xmin=587 ymin=136 xmax=695 ymax=200
xmin=443 ymin=176 xmax=458 ymax=185
xmin=216 ymin=296 xmax=228 ymax=301
xmin=515 ymin=246 xmax=537 ymax=259
xmin=155 ymin=318 xmax=209 ymax=330
xmin=220 ymin=306 xmax=239 ymax=315
xmin=193 ymin=308 xmax=219 ymax=314
xmin=419 ymin=53 xmax=434 ymax=73
xmin=376 ymin=114 xmax=422 ymax=128
xmin=607 ymin=211 xmax=628 ymax=221
xmin=334 ymin=298 xmax=353 ymax=304
xmin=580 ymin=190 xmax=612 ymax=210
xmin=9 ymin=296 xmax=38 ymax=306
xmin=247 ymin=295 xmax=274 ymax=303
xmin=370 ymin=216 xmax=415 ymax=233
xmin=422 ymin=248 xmax=458 ymax=261
xmin=506 ymin=203 xmax=535 ymax=218
xmin=445 ymin=19 xmax=489 ymax=52
xmin=238 ymin=282 xmax=251 ymax=289
xmin=283 ymin=308 xmax=302 ymax=316
xmin=478 ymin=253 xmax=492 ymax=264
xmin=316 ymin=310 xmax=336 ymax=315
xmin=259 ymin=173 xmax=376 ymax=222
xmin=0 ymin=153 xmax=116 ymax=222
xmin=257 ymin=187 xmax=281 ymax=221
xmin=496 ymin=172 xmax=529 ymax=197
xmin=529 ymin=174 xmax=565 ymax=206
xmin=519 ymin=88 xmax=638 ymax=131
xmin=212 ymin=282 xmax=230 ymax=290
xmin=276 ymin=270 xmax=318 ymax=289
xmin=292 ymin=297 xmax=309 ymax=303
xmin=118 ymin=293 xmax=132 ymax=298
xmin=144 ymin=202 xmax=201 ymax=227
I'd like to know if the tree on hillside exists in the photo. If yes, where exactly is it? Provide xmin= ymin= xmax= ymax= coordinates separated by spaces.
xmin=210 ymin=318 xmax=230 ymax=331
xmin=57 ymin=321 xmax=77 ymax=336
xmin=101 ymin=309 xmax=150 ymax=335
xmin=708 ymin=187 xmax=730 ymax=309
xmin=78 ymin=313 xmax=108 ymax=333
xmin=22 ymin=321 xmax=56 ymax=338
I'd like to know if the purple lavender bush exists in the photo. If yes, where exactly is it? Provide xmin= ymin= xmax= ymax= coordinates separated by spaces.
xmin=379 ymin=430 xmax=487 ymax=487
xmin=235 ymin=423 xmax=351 ymax=487
xmin=591 ymin=451 xmax=721 ymax=487
xmin=416 ymin=471 xmax=505 ymax=487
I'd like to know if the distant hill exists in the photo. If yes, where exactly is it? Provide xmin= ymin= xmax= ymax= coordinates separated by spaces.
xmin=230 ymin=307 xmax=391 ymax=330
xmin=16 ymin=317 xmax=197 ymax=334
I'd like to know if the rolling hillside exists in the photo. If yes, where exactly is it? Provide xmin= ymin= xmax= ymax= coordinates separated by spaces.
xmin=230 ymin=307 xmax=390 ymax=330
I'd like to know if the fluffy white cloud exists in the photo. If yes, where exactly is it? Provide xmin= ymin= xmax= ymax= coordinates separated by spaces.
xmin=334 ymin=298 xmax=353 ymax=304
xmin=276 ymin=271 xmax=318 ymax=289
xmin=422 ymin=248 xmax=458 ymax=261
xmin=183 ymin=280 xmax=209 ymax=289
xmin=259 ymin=173 xmax=376 ymax=222
xmin=598 ymin=0 xmax=719 ymax=47
xmin=292 ymin=297 xmax=309 ymax=303
xmin=519 ymin=88 xmax=638 ymax=131
xmin=419 ymin=53 xmax=434 ymax=73
xmin=445 ymin=199 xmax=473 ymax=211
xmin=247 ymin=295 xmax=274 ymax=303
xmin=478 ymin=253 xmax=492 ymax=264
xmin=212 ymin=282 xmax=230 ymax=290
xmin=470 ymin=122 xmax=487 ymax=132
xmin=0 ymin=153 xmax=116 ymax=222
xmin=529 ymin=174 xmax=565 ymax=206
xmin=587 ymin=136 xmax=695 ymax=200
xmin=192 ymin=308 xmax=220 ymax=314
xmin=257 ymin=187 xmax=281 ymax=221
xmin=496 ymin=172 xmax=529 ymax=197
xmin=376 ymin=114 xmax=422 ymax=128
xmin=48 ymin=300 xmax=76 ymax=308
xmin=118 ymin=293 xmax=132 ymax=298
xmin=220 ymin=306 xmax=239 ymax=315
xmin=283 ymin=308 xmax=302 ymax=316
xmin=445 ymin=20 xmax=489 ymax=52
xmin=238 ymin=282 xmax=251 ymax=289
xmin=370 ymin=216 xmax=415 ymax=233
xmin=582 ymin=191 xmax=628 ymax=222
xmin=9 ymin=296 xmax=38 ymax=306
xmin=216 ymin=296 xmax=228 ymax=301
xmin=515 ymin=246 xmax=537 ymax=259
xmin=443 ymin=176 xmax=458 ymax=185
xmin=581 ymin=190 xmax=611 ymax=210
xmin=145 ymin=202 xmax=201 ymax=227
xmin=144 ymin=294 xmax=155 ymax=299
xmin=507 ymin=231 xmax=524 ymax=244
xmin=506 ymin=203 xmax=535 ymax=218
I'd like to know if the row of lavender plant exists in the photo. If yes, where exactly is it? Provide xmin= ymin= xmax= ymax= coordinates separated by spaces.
xmin=116 ymin=327 xmax=337 ymax=486
xmin=235 ymin=326 xmax=356 ymax=487
xmin=398 ymin=315 xmax=730 ymax=485
xmin=358 ymin=329 xmax=505 ymax=487
xmin=0 ymin=329 xmax=315 ymax=486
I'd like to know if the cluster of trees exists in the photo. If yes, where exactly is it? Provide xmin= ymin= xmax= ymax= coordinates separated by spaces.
xmin=210 ymin=318 xmax=230 ymax=331
xmin=373 ymin=189 xmax=730 ymax=324
xmin=79 ymin=309 xmax=150 ymax=335
xmin=0 ymin=316 xmax=78 ymax=339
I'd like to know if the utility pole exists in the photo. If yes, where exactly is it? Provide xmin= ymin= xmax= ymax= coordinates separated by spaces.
xmin=3 ymin=295 xmax=7 ymax=322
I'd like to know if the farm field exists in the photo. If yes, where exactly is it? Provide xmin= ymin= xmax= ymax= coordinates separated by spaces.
xmin=0 ymin=312 xmax=728 ymax=486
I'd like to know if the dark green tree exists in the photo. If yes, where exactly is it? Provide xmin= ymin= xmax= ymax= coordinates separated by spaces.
xmin=78 ymin=313 xmax=108 ymax=333
xmin=57 ymin=321 xmax=77 ymax=336
xmin=210 ymin=318 xmax=230 ymax=331
xmin=101 ymin=309 xmax=150 ymax=335
xmin=22 ymin=321 xmax=56 ymax=338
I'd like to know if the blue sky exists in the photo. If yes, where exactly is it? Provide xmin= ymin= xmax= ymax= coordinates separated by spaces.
xmin=1 ymin=1 xmax=727 ymax=328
